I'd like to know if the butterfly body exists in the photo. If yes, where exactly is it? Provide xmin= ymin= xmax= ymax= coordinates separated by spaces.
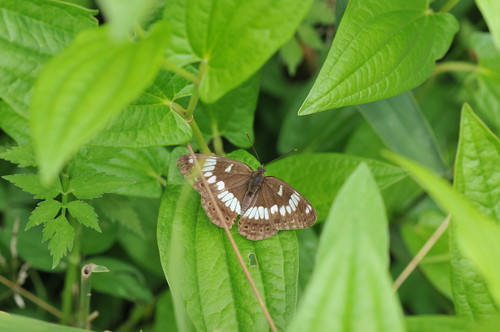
xmin=177 ymin=154 xmax=316 ymax=240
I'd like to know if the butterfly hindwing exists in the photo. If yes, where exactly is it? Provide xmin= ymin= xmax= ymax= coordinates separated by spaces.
xmin=238 ymin=176 xmax=316 ymax=240
xmin=177 ymin=154 xmax=252 ymax=228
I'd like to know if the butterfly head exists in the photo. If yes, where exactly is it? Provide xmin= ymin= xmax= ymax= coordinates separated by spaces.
xmin=257 ymin=166 xmax=266 ymax=173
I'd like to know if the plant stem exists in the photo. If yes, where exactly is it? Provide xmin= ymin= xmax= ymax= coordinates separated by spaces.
xmin=79 ymin=265 xmax=92 ymax=328
xmin=439 ymin=0 xmax=459 ymax=13
xmin=432 ymin=61 xmax=480 ymax=76
xmin=164 ymin=60 xmax=199 ymax=83
xmin=61 ymin=221 xmax=81 ymax=325
xmin=189 ymin=119 xmax=212 ymax=154
xmin=212 ymin=125 xmax=225 ymax=156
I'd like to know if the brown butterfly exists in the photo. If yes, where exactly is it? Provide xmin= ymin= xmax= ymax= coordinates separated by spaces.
xmin=177 ymin=154 xmax=316 ymax=240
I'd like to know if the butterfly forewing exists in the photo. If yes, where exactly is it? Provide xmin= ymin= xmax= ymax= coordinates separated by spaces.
xmin=238 ymin=176 xmax=316 ymax=240
xmin=177 ymin=154 xmax=252 ymax=228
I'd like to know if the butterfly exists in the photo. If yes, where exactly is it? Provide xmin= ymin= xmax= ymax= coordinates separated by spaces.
xmin=177 ymin=154 xmax=317 ymax=240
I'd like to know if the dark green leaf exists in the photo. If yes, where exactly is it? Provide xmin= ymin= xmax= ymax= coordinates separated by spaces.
xmin=68 ymin=166 xmax=129 ymax=200
xmin=95 ymin=195 xmax=143 ymax=236
xmin=3 ymin=174 xmax=62 ymax=199
xmin=406 ymin=316 xmax=474 ymax=332
xmin=0 ymin=144 xmax=36 ymax=168
xmin=26 ymin=199 xmax=62 ymax=230
xmin=0 ymin=102 xmax=30 ymax=144
xmin=155 ymin=290 xmax=180 ymax=332
xmin=66 ymin=200 xmax=100 ymax=231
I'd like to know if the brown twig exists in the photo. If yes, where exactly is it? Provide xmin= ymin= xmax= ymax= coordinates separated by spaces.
xmin=393 ymin=215 xmax=450 ymax=291
xmin=186 ymin=143 xmax=278 ymax=332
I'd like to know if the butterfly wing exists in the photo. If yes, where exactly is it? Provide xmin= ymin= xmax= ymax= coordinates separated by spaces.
xmin=177 ymin=154 xmax=253 ymax=228
xmin=238 ymin=176 xmax=317 ymax=240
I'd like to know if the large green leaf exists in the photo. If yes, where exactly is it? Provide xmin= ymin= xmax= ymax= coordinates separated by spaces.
xmin=31 ymin=23 xmax=170 ymax=183
xmin=359 ymin=92 xmax=449 ymax=175
xmin=475 ymin=0 xmax=500 ymax=48
xmin=386 ymin=151 xmax=500 ymax=310
xmin=405 ymin=316 xmax=474 ymax=332
xmin=451 ymin=105 xmax=500 ymax=320
xmin=0 ymin=102 xmax=30 ymax=144
xmin=299 ymin=0 xmax=458 ymax=114
xmin=91 ymin=69 xmax=192 ymax=147
xmin=0 ymin=312 xmax=90 ymax=332
xmin=158 ymin=150 xmax=298 ymax=332
xmin=0 ymin=0 xmax=97 ymax=115
xmin=289 ymin=164 xmax=405 ymax=332
xmin=164 ymin=0 xmax=313 ymax=103
xmin=266 ymin=153 xmax=406 ymax=221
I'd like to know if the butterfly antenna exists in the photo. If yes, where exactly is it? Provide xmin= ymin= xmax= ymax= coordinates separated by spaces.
xmin=245 ymin=132 xmax=262 ymax=165
xmin=265 ymin=149 xmax=298 ymax=166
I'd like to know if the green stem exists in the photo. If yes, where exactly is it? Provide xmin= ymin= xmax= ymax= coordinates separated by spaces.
xmin=61 ymin=222 xmax=81 ymax=325
xmin=439 ymin=0 xmax=459 ymax=13
xmin=212 ymin=125 xmax=224 ymax=155
xmin=79 ymin=265 xmax=92 ymax=328
xmin=164 ymin=60 xmax=199 ymax=83
xmin=185 ymin=86 xmax=200 ymax=120
xmin=190 ymin=119 xmax=212 ymax=154
xmin=432 ymin=61 xmax=480 ymax=75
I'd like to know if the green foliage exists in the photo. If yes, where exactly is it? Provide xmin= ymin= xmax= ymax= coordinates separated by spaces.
xmin=0 ymin=0 xmax=499 ymax=331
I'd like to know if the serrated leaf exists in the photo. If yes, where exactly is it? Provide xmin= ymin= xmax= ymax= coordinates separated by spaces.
xmin=31 ymin=23 xmax=171 ymax=183
xmin=386 ymin=151 xmax=500 ymax=310
xmin=158 ymin=152 xmax=299 ymax=332
xmin=42 ymin=215 xmax=75 ymax=268
xmin=266 ymin=153 xmax=406 ymax=221
xmin=164 ymin=0 xmax=313 ymax=103
xmin=0 ymin=0 xmax=97 ymax=115
xmin=299 ymin=0 xmax=458 ymax=114
xmin=3 ymin=174 xmax=62 ymax=199
xmin=0 ymin=102 xmax=30 ymax=144
xmin=68 ymin=166 xmax=129 ymax=200
xmin=0 ymin=144 xmax=36 ymax=167
xmin=27 ymin=199 xmax=62 ymax=230
xmin=289 ymin=164 xmax=405 ymax=332
xmin=91 ymin=69 xmax=192 ymax=147
xmin=475 ymin=0 xmax=500 ymax=49
xmin=451 ymin=104 xmax=500 ymax=320
xmin=95 ymin=195 xmax=143 ymax=236
xmin=66 ymin=200 xmax=100 ymax=232
xmin=88 ymin=256 xmax=153 ymax=302
xmin=359 ymin=92 xmax=449 ymax=175
xmin=197 ymin=74 xmax=259 ymax=148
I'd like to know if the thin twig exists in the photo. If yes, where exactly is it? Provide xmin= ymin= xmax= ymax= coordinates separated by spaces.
xmin=186 ymin=143 xmax=278 ymax=332
xmin=393 ymin=215 xmax=450 ymax=291
xmin=0 ymin=274 xmax=63 ymax=318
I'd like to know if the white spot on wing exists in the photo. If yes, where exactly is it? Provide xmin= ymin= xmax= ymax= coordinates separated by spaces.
xmin=291 ymin=193 xmax=300 ymax=206
xmin=258 ymin=207 xmax=264 ymax=219
xmin=279 ymin=206 xmax=286 ymax=216
xmin=202 ymin=165 xmax=215 ymax=172
xmin=225 ymin=164 xmax=234 ymax=172
xmin=216 ymin=181 xmax=225 ymax=190
xmin=222 ymin=192 xmax=233 ymax=202
xmin=243 ymin=208 xmax=251 ymax=217
xmin=278 ymin=185 xmax=283 ymax=196
xmin=204 ymin=172 xmax=212 ymax=177
xmin=207 ymin=176 xmax=216 ymax=183
xmin=230 ymin=198 xmax=238 ymax=211
xmin=204 ymin=158 xmax=217 ymax=166
xmin=286 ymin=206 xmax=291 ymax=214
xmin=249 ymin=207 xmax=257 ymax=219
xmin=225 ymin=197 xmax=234 ymax=207
xmin=305 ymin=206 xmax=311 ymax=214
xmin=235 ymin=201 xmax=241 ymax=214
xmin=188 ymin=158 xmax=193 ymax=163
xmin=270 ymin=205 xmax=278 ymax=214
xmin=218 ymin=190 xmax=229 ymax=199
xmin=264 ymin=208 xmax=269 ymax=220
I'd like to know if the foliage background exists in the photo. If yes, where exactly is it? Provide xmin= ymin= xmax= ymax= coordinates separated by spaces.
xmin=0 ymin=0 xmax=500 ymax=331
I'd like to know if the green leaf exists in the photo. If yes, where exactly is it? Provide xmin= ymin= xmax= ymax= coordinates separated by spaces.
xmin=289 ymin=164 xmax=405 ymax=332
xmin=299 ymin=0 xmax=458 ymax=114
xmin=27 ymin=199 xmax=62 ymax=230
xmin=451 ymin=104 xmax=500 ymax=320
xmin=266 ymin=153 xmax=406 ymax=221
xmin=94 ymin=195 xmax=144 ymax=236
xmin=385 ymin=151 xmax=500 ymax=310
xmin=83 ymin=147 xmax=169 ymax=198
xmin=0 ymin=312 xmax=91 ymax=332
xmin=297 ymin=228 xmax=319 ymax=296
xmin=66 ymin=200 xmax=101 ymax=232
xmin=359 ymin=92 xmax=449 ymax=175
xmin=91 ymin=69 xmax=192 ymax=147
xmin=164 ymin=0 xmax=313 ymax=103
xmin=68 ymin=166 xmax=129 ymax=200
xmin=88 ymin=256 xmax=154 ymax=302
xmin=280 ymin=37 xmax=303 ymax=76
xmin=3 ymin=174 xmax=62 ymax=199
xmin=469 ymin=33 xmax=500 ymax=134
xmin=155 ymin=290 xmax=180 ymax=332
xmin=42 ymin=215 xmax=75 ymax=268
xmin=405 ymin=316 xmax=474 ymax=332
xmin=31 ymin=23 xmax=171 ymax=183
xmin=197 ymin=74 xmax=260 ymax=148
xmin=475 ymin=0 xmax=500 ymax=48
xmin=0 ymin=102 xmax=30 ymax=144
xmin=0 ymin=0 xmax=97 ymax=115
xmin=158 ymin=151 xmax=299 ymax=332
xmin=0 ymin=144 xmax=36 ymax=168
